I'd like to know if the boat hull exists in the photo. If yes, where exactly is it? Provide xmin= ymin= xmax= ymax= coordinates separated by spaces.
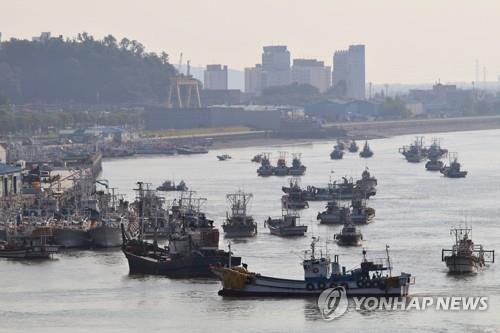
xmin=216 ymin=274 xmax=411 ymax=297
xmin=52 ymin=228 xmax=90 ymax=248
xmin=0 ymin=245 xmax=59 ymax=259
xmin=269 ymin=225 xmax=307 ymax=237
xmin=88 ymin=226 xmax=122 ymax=248
xmin=222 ymin=224 xmax=257 ymax=238
xmin=444 ymin=256 xmax=482 ymax=274
xmin=124 ymin=250 xmax=241 ymax=278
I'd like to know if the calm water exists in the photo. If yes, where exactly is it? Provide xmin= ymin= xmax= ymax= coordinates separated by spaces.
xmin=2 ymin=129 xmax=500 ymax=332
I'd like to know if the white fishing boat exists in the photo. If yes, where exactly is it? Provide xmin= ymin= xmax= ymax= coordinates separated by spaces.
xmin=212 ymin=239 xmax=413 ymax=297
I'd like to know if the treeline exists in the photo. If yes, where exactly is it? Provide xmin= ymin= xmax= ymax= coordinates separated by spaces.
xmin=0 ymin=33 xmax=176 ymax=104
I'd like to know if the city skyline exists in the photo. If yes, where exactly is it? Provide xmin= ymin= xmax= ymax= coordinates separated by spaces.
xmin=2 ymin=0 xmax=500 ymax=84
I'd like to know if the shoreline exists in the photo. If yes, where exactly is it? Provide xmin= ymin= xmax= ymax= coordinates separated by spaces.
xmin=209 ymin=115 xmax=500 ymax=150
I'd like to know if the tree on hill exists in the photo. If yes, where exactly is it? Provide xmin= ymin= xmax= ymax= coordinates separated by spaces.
xmin=0 ymin=33 xmax=176 ymax=104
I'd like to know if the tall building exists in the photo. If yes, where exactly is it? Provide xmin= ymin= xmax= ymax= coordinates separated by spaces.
xmin=261 ymin=45 xmax=291 ymax=88
xmin=244 ymin=45 xmax=292 ymax=94
xmin=291 ymin=59 xmax=331 ymax=92
xmin=333 ymin=45 xmax=365 ymax=99
xmin=244 ymin=64 xmax=264 ymax=95
xmin=204 ymin=64 xmax=228 ymax=90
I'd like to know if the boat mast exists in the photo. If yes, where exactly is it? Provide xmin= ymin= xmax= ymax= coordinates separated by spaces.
xmin=386 ymin=245 xmax=392 ymax=277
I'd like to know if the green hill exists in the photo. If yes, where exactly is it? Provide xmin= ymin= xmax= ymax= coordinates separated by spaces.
xmin=0 ymin=33 xmax=176 ymax=104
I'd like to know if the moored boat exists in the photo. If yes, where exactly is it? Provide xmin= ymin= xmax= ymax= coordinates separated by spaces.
xmin=359 ymin=141 xmax=374 ymax=158
xmin=212 ymin=239 xmax=413 ymax=297
xmin=222 ymin=191 xmax=257 ymax=237
xmin=217 ymin=154 xmax=232 ymax=161
xmin=348 ymin=140 xmax=359 ymax=153
xmin=330 ymin=146 xmax=344 ymax=160
xmin=334 ymin=209 xmax=363 ymax=246
xmin=265 ymin=208 xmax=307 ymax=237
xmin=88 ymin=217 xmax=124 ymax=248
xmin=257 ymin=153 xmax=274 ymax=176
xmin=442 ymin=227 xmax=494 ymax=274
xmin=288 ymin=153 xmax=306 ymax=176
xmin=440 ymin=153 xmax=467 ymax=178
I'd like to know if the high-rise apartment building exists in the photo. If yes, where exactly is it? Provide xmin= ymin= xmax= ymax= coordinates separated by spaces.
xmin=333 ymin=44 xmax=365 ymax=99
xmin=244 ymin=45 xmax=292 ymax=94
xmin=291 ymin=59 xmax=331 ymax=92
xmin=204 ymin=64 xmax=228 ymax=90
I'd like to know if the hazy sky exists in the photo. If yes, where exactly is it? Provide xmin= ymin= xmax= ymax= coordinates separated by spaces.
xmin=2 ymin=0 xmax=500 ymax=84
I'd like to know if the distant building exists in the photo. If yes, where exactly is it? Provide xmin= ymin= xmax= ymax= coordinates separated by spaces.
xmin=332 ymin=45 xmax=366 ymax=100
xmin=32 ymin=32 xmax=51 ymax=43
xmin=262 ymin=45 xmax=291 ymax=88
xmin=408 ymin=83 xmax=470 ymax=114
xmin=245 ymin=64 xmax=264 ymax=95
xmin=204 ymin=64 xmax=228 ymax=90
xmin=0 ymin=163 xmax=22 ymax=199
xmin=291 ymin=59 xmax=331 ymax=93
xmin=245 ymin=45 xmax=292 ymax=95
xmin=0 ymin=143 xmax=6 ymax=163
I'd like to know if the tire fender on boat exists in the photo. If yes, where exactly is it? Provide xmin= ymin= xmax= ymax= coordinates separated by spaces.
xmin=318 ymin=282 xmax=326 ymax=290
xmin=306 ymin=283 xmax=315 ymax=291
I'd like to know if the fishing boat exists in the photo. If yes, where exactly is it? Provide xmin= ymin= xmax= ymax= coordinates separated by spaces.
xmin=51 ymin=219 xmax=90 ymax=248
xmin=442 ymin=227 xmax=494 ymax=274
xmin=334 ymin=208 xmax=363 ymax=246
xmin=88 ymin=217 xmax=124 ymax=248
xmin=222 ymin=191 xmax=257 ymax=237
xmin=440 ymin=153 xmax=467 ymax=178
xmin=122 ymin=225 xmax=241 ymax=278
xmin=425 ymin=159 xmax=444 ymax=171
xmin=288 ymin=153 xmax=306 ymax=176
xmin=331 ymin=177 xmax=372 ymax=200
xmin=257 ymin=153 xmax=274 ymax=177
xmin=281 ymin=180 xmax=309 ymax=210
xmin=330 ymin=146 xmax=344 ymax=160
xmin=211 ymin=239 xmax=413 ymax=297
xmin=0 ymin=227 xmax=59 ymax=259
xmin=359 ymin=141 xmax=374 ymax=158
xmin=251 ymin=154 xmax=262 ymax=163
xmin=157 ymin=180 xmax=188 ymax=192
xmin=426 ymin=138 xmax=448 ymax=160
xmin=274 ymin=152 xmax=289 ymax=176
xmin=317 ymin=200 xmax=342 ymax=224
xmin=399 ymin=137 xmax=426 ymax=163
xmin=217 ymin=154 xmax=232 ymax=161
xmin=348 ymin=140 xmax=359 ymax=153
xmin=351 ymin=198 xmax=375 ymax=224
xmin=355 ymin=168 xmax=378 ymax=197
xmin=264 ymin=208 xmax=307 ymax=237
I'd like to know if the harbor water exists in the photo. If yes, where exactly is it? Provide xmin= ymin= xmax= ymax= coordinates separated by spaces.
xmin=2 ymin=129 xmax=500 ymax=332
